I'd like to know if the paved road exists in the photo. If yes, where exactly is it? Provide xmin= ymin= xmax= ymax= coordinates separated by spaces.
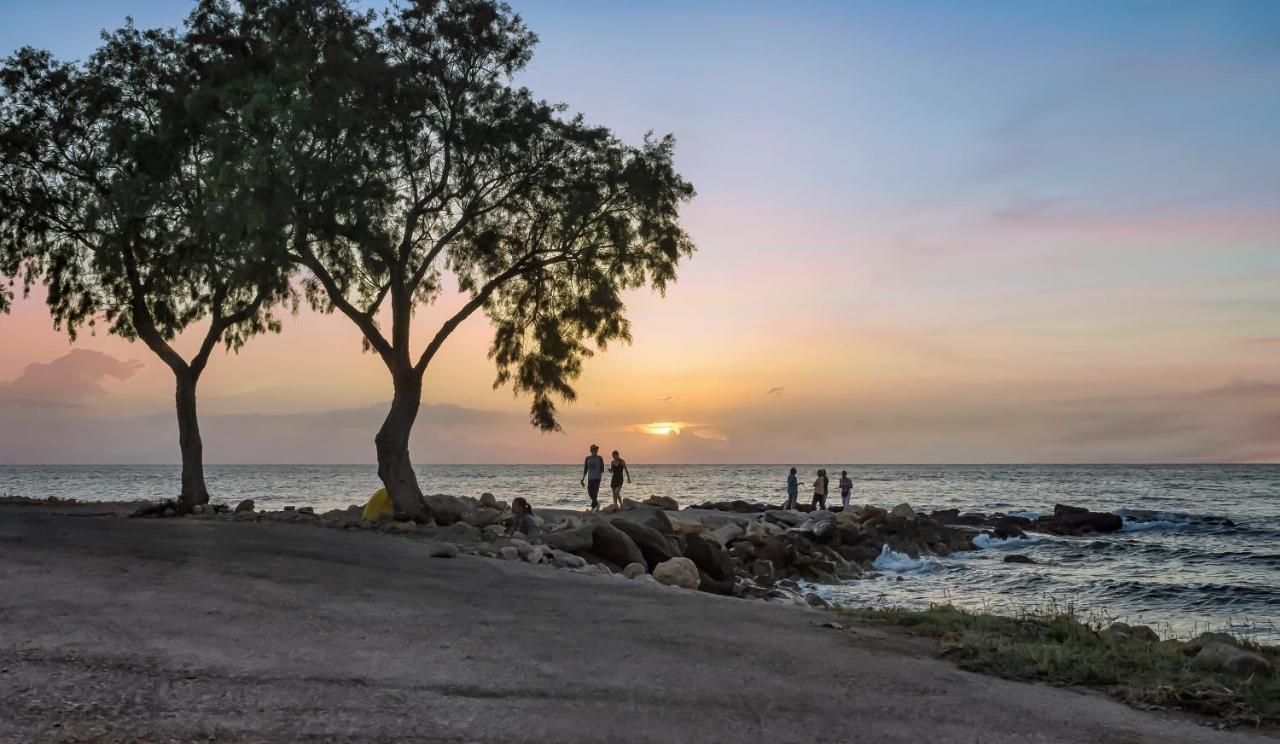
xmin=0 ymin=508 xmax=1272 ymax=743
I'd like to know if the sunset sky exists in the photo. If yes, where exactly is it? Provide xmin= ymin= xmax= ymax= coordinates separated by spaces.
xmin=1 ymin=0 xmax=1278 ymax=464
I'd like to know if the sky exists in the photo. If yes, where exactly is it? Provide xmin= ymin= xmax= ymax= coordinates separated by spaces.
xmin=1 ymin=0 xmax=1278 ymax=464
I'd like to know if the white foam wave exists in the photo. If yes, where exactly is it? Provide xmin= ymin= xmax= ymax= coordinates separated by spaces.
xmin=973 ymin=533 xmax=1039 ymax=549
xmin=1007 ymin=511 xmax=1045 ymax=520
xmin=872 ymin=544 xmax=937 ymax=572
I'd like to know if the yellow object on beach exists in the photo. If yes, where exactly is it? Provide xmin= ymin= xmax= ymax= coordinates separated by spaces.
xmin=362 ymin=488 xmax=394 ymax=521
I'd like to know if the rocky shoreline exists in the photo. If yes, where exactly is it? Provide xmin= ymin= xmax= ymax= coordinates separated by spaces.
xmin=2 ymin=492 xmax=1143 ymax=610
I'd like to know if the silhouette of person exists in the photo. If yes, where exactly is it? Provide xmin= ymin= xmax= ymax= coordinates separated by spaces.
xmin=581 ymin=444 xmax=605 ymax=511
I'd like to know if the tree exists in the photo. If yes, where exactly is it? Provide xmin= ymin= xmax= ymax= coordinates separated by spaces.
xmin=190 ymin=0 xmax=695 ymax=518
xmin=0 ymin=25 xmax=293 ymax=507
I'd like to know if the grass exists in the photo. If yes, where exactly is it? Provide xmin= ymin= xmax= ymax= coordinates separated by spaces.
xmin=840 ymin=602 xmax=1280 ymax=729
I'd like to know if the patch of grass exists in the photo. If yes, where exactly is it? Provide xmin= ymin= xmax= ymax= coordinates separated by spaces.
xmin=840 ymin=603 xmax=1280 ymax=729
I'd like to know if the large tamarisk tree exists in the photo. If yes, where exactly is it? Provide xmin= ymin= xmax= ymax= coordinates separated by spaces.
xmin=191 ymin=0 xmax=694 ymax=518
xmin=0 ymin=25 xmax=293 ymax=507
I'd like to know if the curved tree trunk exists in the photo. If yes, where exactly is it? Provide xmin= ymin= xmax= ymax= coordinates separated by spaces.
xmin=175 ymin=369 xmax=210 ymax=509
xmin=376 ymin=373 xmax=429 ymax=521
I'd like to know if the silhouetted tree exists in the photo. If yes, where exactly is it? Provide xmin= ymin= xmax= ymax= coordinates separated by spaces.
xmin=188 ymin=0 xmax=695 ymax=518
xmin=0 ymin=25 xmax=293 ymax=507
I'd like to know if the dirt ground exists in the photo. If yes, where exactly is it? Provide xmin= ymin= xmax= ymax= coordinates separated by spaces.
xmin=1 ymin=506 xmax=1273 ymax=743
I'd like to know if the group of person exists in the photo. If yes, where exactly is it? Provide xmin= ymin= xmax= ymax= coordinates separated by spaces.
xmin=580 ymin=443 xmax=631 ymax=511
xmin=785 ymin=467 xmax=853 ymax=510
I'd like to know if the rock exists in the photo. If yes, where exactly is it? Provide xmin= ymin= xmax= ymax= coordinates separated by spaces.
xmin=684 ymin=535 xmax=736 ymax=583
xmin=653 ymin=557 xmax=700 ymax=589
xmin=643 ymin=495 xmax=679 ymax=511
xmin=763 ymin=510 xmax=806 ymax=528
xmin=689 ymin=499 xmax=770 ymax=513
xmin=464 ymin=509 xmax=499 ymax=529
xmin=751 ymin=559 xmax=777 ymax=586
xmin=590 ymin=520 xmax=646 ymax=569
xmin=549 ymin=550 xmax=586 ymax=569
xmin=728 ymin=539 xmax=756 ymax=562
xmin=990 ymin=520 xmax=1027 ymax=540
xmin=1003 ymin=554 xmax=1036 ymax=564
xmin=283 ymin=505 xmax=296 ymax=512
xmin=1106 ymin=622 xmax=1158 ymax=643
xmin=820 ymin=621 xmax=845 ymax=630
xmin=706 ymin=522 xmax=745 ymax=547
xmin=929 ymin=508 xmax=960 ymax=523
xmin=498 ymin=546 xmax=519 ymax=561
xmin=386 ymin=520 xmax=418 ymax=534
xmin=804 ymin=593 xmax=832 ymax=609
xmin=297 ymin=506 xmax=314 ymax=515
xmin=612 ymin=519 xmax=678 ymax=570
xmin=605 ymin=506 xmax=674 ymax=535
xmin=622 ymin=562 xmax=647 ymax=579
xmin=427 ymin=521 xmax=480 ymax=544
xmin=541 ymin=525 xmax=595 ymax=554
xmin=429 ymin=543 xmax=459 ymax=559
xmin=806 ymin=519 xmax=837 ymax=544
xmin=697 ymin=571 xmax=735 ymax=596
xmin=523 ymin=545 xmax=550 ymax=565
xmin=1184 ymin=632 xmax=1242 ymax=655
xmin=234 ymin=499 xmax=255 ymax=513
xmin=422 ymin=493 xmax=480 ymax=526
xmin=889 ymin=503 xmax=917 ymax=520
xmin=1193 ymin=642 xmax=1273 ymax=677
xmin=1053 ymin=503 xmax=1090 ymax=517
xmin=1035 ymin=510 xmax=1122 ymax=536
xmin=479 ymin=492 xmax=499 ymax=509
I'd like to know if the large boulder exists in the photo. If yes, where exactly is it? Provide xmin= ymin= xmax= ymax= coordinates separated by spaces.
xmin=612 ymin=519 xmax=679 ymax=570
xmin=1035 ymin=509 xmax=1122 ymax=536
xmin=697 ymin=571 xmax=735 ymax=596
xmin=689 ymin=500 xmax=770 ymax=513
xmin=889 ymin=503 xmax=917 ymax=520
xmin=653 ymin=557 xmax=700 ymax=589
xmin=234 ymin=499 xmax=255 ymax=513
xmin=423 ymin=494 xmax=478 ymax=526
xmin=643 ymin=495 xmax=680 ymax=511
xmin=542 ymin=525 xmax=595 ymax=554
xmin=607 ymin=505 xmax=673 ymax=535
xmin=706 ymin=522 xmax=745 ymax=547
xmin=1193 ymin=642 xmax=1273 ymax=677
xmin=684 ymin=535 xmax=736 ymax=583
xmin=426 ymin=521 xmax=481 ymax=544
xmin=763 ymin=510 xmax=807 ymax=528
xmin=590 ymin=520 xmax=646 ymax=569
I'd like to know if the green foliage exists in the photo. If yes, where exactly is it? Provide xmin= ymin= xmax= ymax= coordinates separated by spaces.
xmin=189 ymin=0 xmax=695 ymax=430
xmin=842 ymin=604 xmax=1280 ymax=728
xmin=0 ymin=19 xmax=293 ymax=373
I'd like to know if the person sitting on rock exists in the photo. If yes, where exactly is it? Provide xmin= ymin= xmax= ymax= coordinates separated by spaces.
xmin=509 ymin=497 xmax=540 ymax=543
xmin=785 ymin=467 xmax=799 ymax=510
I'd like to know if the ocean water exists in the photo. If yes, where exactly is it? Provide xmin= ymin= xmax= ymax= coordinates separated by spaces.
xmin=2 ymin=463 xmax=1277 ymax=642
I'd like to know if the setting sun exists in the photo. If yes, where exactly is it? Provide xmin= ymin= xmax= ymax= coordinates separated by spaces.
xmin=637 ymin=421 xmax=689 ymax=436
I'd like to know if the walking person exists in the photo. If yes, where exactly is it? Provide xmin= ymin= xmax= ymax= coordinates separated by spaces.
xmin=785 ymin=467 xmax=799 ymax=510
xmin=580 ymin=444 xmax=605 ymax=511
xmin=839 ymin=470 xmax=853 ymax=508
xmin=812 ymin=468 xmax=829 ymax=510
xmin=609 ymin=450 xmax=631 ymax=511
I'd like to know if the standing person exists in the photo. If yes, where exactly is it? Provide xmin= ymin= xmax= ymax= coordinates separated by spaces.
xmin=509 ymin=497 xmax=540 ymax=542
xmin=785 ymin=467 xmax=799 ymax=510
xmin=580 ymin=444 xmax=605 ymax=511
xmin=609 ymin=450 xmax=631 ymax=511
xmin=839 ymin=470 xmax=853 ymax=508
xmin=812 ymin=468 xmax=829 ymax=510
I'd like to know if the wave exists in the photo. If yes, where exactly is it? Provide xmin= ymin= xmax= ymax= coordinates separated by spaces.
xmin=872 ymin=544 xmax=938 ymax=573
xmin=973 ymin=533 xmax=1042 ymax=549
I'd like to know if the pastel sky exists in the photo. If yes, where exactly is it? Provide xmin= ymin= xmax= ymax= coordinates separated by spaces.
xmin=1 ymin=0 xmax=1278 ymax=464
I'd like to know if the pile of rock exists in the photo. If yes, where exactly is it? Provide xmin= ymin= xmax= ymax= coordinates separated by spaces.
xmin=926 ymin=503 xmax=1124 ymax=537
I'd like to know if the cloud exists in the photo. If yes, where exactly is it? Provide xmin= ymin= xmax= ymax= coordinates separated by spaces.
xmin=1198 ymin=378 xmax=1280 ymax=398
xmin=0 ymin=350 xmax=143 ymax=407
xmin=658 ymin=395 xmax=679 ymax=402
xmin=765 ymin=386 xmax=784 ymax=397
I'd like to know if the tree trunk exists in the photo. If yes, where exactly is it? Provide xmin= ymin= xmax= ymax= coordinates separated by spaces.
xmin=376 ymin=373 xmax=429 ymax=520
xmin=175 ymin=369 xmax=210 ymax=509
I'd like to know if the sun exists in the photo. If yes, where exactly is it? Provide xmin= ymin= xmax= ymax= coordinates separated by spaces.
xmin=639 ymin=421 xmax=686 ymax=436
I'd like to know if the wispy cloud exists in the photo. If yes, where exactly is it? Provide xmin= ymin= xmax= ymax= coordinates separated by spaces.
xmin=1198 ymin=378 xmax=1280 ymax=398
xmin=766 ymin=386 xmax=784 ymax=397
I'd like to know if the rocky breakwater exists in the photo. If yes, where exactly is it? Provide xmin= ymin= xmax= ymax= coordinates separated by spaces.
xmin=926 ymin=503 xmax=1126 ymax=539
xmin=128 ymin=493 xmax=979 ymax=609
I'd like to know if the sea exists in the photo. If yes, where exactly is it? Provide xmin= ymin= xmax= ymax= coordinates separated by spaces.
xmin=2 ymin=463 xmax=1277 ymax=643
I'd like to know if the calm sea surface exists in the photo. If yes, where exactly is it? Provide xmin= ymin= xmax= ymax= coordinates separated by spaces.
xmin=2 ymin=464 xmax=1277 ymax=642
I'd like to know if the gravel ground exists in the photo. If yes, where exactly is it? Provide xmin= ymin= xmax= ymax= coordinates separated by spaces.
xmin=0 ymin=506 xmax=1273 ymax=744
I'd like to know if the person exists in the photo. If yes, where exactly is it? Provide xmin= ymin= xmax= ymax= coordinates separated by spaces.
xmin=785 ymin=467 xmax=799 ymax=510
xmin=839 ymin=469 xmax=853 ymax=508
xmin=509 ymin=496 xmax=540 ymax=542
xmin=609 ymin=450 xmax=631 ymax=510
xmin=581 ymin=444 xmax=605 ymax=511
xmin=812 ymin=468 xmax=829 ymax=510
